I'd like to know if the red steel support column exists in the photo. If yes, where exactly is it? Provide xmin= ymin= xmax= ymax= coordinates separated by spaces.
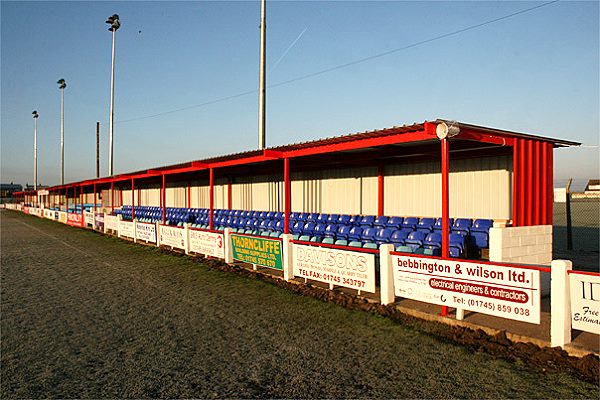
xmin=441 ymin=138 xmax=450 ymax=259
xmin=377 ymin=164 xmax=384 ymax=217
xmin=111 ymin=182 xmax=114 ymax=215
xmin=440 ymin=138 xmax=450 ymax=317
xmin=547 ymin=143 xmax=553 ymax=225
xmin=227 ymin=181 xmax=232 ymax=210
xmin=533 ymin=141 xmax=541 ymax=225
xmin=209 ymin=168 xmax=214 ymax=230
xmin=518 ymin=139 xmax=526 ymax=227
xmin=161 ymin=174 xmax=166 ymax=224
xmin=526 ymin=140 xmax=533 ymax=226
xmin=131 ymin=178 xmax=135 ymax=220
xmin=284 ymin=158 xmax=291 ymax=234
xmin=512 ymin=141 xmax=519 ymax=226
xmin=187 ymin=181 xmax=191 ymax=209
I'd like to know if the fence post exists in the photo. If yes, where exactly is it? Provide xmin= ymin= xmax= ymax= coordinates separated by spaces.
xmin=224 ymin=228 xmax=234 ymax=265
xmin=184 ymin=223 xmax=190 ymax=255
xmin=565 ymin=179 xmax=573 ymax=250
xmin=551 ymin=259 xmax=572 ymax=347
xmin=380 ymin=244 xmax=395 ymax=305
xmin=155 ymin=221 xmax=161 ymax=247
xmin=281 ymin=233 xmax=293 ymax=281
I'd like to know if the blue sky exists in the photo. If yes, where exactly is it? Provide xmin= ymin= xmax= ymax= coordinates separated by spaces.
xmin=1 ymin=1 xmax=598 ymax=188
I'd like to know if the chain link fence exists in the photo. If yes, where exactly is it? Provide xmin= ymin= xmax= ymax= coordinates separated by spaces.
xmin=553 ymin=190 xmax=599 ymax=272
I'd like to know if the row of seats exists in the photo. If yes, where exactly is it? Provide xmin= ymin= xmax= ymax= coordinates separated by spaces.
xmin=114 ymin=206 xmax=492 ymax=258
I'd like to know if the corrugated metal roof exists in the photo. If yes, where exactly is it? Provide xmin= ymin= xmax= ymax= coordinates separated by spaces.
xmin=50 ymin=119 xmax=580 ymax=188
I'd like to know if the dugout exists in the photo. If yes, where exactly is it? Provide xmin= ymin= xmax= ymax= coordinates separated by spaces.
xmin=40 ymin=119 xmax=578 ymax=265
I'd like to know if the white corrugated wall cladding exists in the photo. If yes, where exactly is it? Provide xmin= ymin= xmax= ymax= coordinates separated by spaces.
xmin=384 ymin=156 xmax=512 ymax=220
xmin=127 ymin=156 xmax=511 ymax=219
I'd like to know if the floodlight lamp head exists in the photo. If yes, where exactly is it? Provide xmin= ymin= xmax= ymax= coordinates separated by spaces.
xmin=106 ymin=14 xmax=120 ymax=31
xmin=436 ymin=121 xmax=460 ymax=140
xmin=57 ymin=78 xmax=66 ymax=89
xmin=32 ymin=110 xmax=39 ymax=118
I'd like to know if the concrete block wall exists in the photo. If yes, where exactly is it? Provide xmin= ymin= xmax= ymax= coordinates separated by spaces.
xmin=489 ymin=225 xmax=552 ymax=265
xmin=489 ymin=224 xmax=552 ymax=295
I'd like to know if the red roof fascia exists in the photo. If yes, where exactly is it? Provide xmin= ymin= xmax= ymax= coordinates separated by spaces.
xmin=283 ymin=128 xmax=436 ymax=158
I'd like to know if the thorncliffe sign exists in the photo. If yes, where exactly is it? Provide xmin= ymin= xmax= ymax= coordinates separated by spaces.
xmin=230 ymin=234 xmax=282 ymax=270
xmin=392 ymin=254 xmax=541 ymax=324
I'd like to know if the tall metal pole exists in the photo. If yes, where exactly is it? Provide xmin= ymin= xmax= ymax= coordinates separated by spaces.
xmin=108 ymin=27 xmax=116 ymax=176
xmin=32 ymin=111 xmax=39 ymax=191
xmin=61 ymin=87 xmax=65 ymax=184
xmin=106 ymin=14 xmax=120 ymax=176
xmin=58 ymin=79 xmax=66 ymax=185
xmin=258 ymin=0 xmax=266 ymax=149
xmin=96 ymin=122 xmax=100 ymax=178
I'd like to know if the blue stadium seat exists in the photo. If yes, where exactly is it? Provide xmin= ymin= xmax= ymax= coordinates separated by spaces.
xmin=470 ymin=219 xmax=493 ymax=249
xmin=374 ymin=227 xmax=393 ymax=245
xmin=424 ymin=232 xmax=442 ymax=250
xmin=327 ymin=214 xmax=339 ymax=224
xmin=348 ymin=241 xmax=362 ymax=248
xmin=337 ymin=215 xmax=351 ymax=225
xmin=373 ymin=216 xmax=389 ymax=228
xmin=312 ymin=223 xmax=326 ymax=240
xmin=297 ymin=212 xmax=309 ymax=222
xmin=386 ymin=216 xmax=403 ymax=229
xmin=348 ymin=215 xmax=362 ymax=226
xmin=347 ymin=226 xmax=363 ymax=242
xmin=390 ymin=230 xmax=409 ymax=246
xmin=449 ymin=233 xmax=466 ymax=258
xmin=317 ymin=213 xmax=329 ymax=223
xmin=405 ymin=231 xmax=427 ymax=252
xmin=303 ymin=222 xmax=316 ymax=236
xmin=416 ymin=218 xmax=436 ymax=233
xmin=307 ymin=212 xmax=319 ymax=223
xmin=291 ymin=221 xmax=305 ymax=234
xmin=360 ymin=227 xmax=378 ymax=243
xmin=359 ymin=215 xmax=375 ymax=228
xmin=401 ymin=217 xmax=419 ymax=232
xmin=336 ymin=225 xmax=351 ymax=240
xmin=452 ymin=218 xmax=473 ymax=236
xmin=324 ymin=224 xmax=338 ymax=238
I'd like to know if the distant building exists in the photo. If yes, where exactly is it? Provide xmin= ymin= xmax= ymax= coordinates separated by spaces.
xmin=585 ymin=179 xmax=600 ymax=192
xmin=0 ymin=183 xmax=23 ymax=198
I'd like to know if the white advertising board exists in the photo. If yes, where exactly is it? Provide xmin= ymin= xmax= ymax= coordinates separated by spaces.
xmin=189 ymin=229 xmax=225 ymax=258
xmin=569 ymin=272 xmax=600 ymax=334
xmin=136 ymin=222 xmax=157 ymax=243
xmin=84 ymin=211 xmax=94 ymax=226
xmin=105 ymin=215 xmax=119 ymax=231
xmin=293 ymin=244 xmax=377 ymax=293
xmin=119 ymin=220 xmax=135 ymax=238
xmin=159 ymin=225 xmax=186 ymax=250
xmin=392 ymin=254 xmax=541 ymax=324
xmin=44 ymin=209 xmax=54 ymax=219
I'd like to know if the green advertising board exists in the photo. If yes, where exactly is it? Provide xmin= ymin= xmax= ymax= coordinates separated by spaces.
xmin=230 ymin=234 xmax=283 ymax=270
